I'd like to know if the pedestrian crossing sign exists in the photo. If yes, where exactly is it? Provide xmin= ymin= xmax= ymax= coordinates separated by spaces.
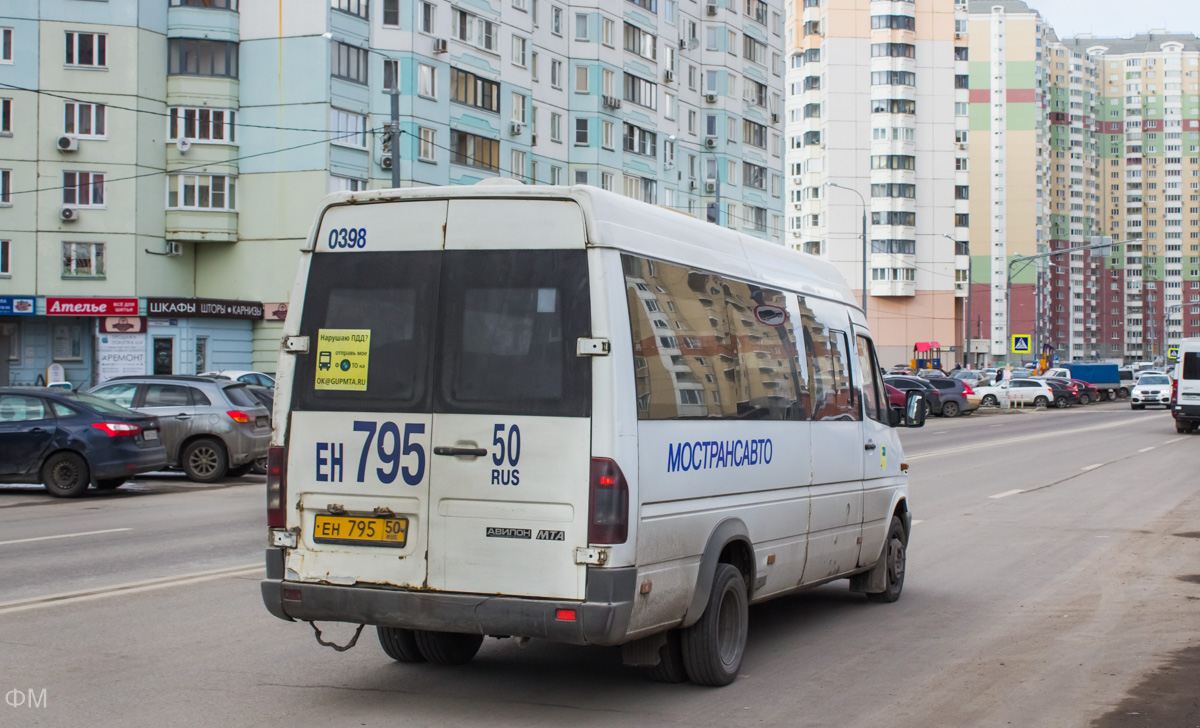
xmin=1168 ymin=345 xmax=1179 ymax=360
xmin=1011 ymin=335 xmax=1031 ymax=354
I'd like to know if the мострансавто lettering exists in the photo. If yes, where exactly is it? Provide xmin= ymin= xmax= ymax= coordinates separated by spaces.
xmin=666 ymin=438 xmax=773 ymax=473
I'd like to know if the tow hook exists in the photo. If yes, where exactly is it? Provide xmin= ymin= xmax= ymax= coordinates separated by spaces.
xmin=309 ymin=621 xmax=365 ymax=652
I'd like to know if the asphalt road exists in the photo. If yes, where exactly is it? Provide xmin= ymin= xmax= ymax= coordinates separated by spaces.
xmin=1 ymin=401 xmax=1197 ymax=727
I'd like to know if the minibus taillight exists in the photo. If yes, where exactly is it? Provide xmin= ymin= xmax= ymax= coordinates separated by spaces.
xmin=267 ymin=446 xmax=287 ymax=528
xmin=588 ymin=457 xmax=629 ymax=544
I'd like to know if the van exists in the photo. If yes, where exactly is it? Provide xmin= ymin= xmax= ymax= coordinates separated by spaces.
xmin=259 ymin=184 xmax=925 ymax=686
xmin=1171 ymin=338 xmax=1200 ymax=433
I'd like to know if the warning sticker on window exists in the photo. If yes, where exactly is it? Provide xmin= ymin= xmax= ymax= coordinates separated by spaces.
xmin=315 ymin=329 xmax=370 ymax=391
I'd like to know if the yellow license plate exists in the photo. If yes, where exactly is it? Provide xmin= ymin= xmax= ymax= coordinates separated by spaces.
xmin=313 ymin=515 xmax=409 ymax=548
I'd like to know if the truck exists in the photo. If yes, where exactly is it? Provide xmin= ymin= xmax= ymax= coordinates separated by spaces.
xmin=1042 ymin=363 xmax=1123 ymax=400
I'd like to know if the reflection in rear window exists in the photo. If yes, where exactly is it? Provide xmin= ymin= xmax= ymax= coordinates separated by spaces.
xmin=1184 ymin=353 xmax=1200 ymax=380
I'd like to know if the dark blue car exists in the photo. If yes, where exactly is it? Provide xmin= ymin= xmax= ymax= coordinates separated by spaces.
xmin=0 ymin=388 xmax=168 ymax=497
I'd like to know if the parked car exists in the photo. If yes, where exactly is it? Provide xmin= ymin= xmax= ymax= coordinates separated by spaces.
xmin=1130 ymin=374 xmax=1173 ymax=409
xmin=923 ymin=377 xmax=978 ymax=417
xmin=200 ymin=370 xmax=276 ymax=388
xmin=914 ymin=368 xmax=946 ymax=379
xmin=0 ymin=388 xmax=167 ymax=498
xmin=1068 ymin=379 xmax=1100 ymax=404
xmin=888 ymin=367 xmax=915 ymax=376
xmin=245 ymin=385 xmax=275 ymax=474
xmin=974 ymin=379 xmax=1055 ymax=408
xmin=885 ymin=383 xmax=906 ymax=409
xmin=86 ymin=375 xmax=271 ymax=482
xmin=1040 ymin=378 xmax=1080 ymax=408
xmin=884 ymin=376 xmax=943 ymax=416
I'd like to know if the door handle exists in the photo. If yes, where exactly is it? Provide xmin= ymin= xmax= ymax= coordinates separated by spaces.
xmin=175 ymin=413 xmax=191 ymax=420
xmin=433 ymin=446 xmax=488 ymax=457
xmin=30 ymin=427 xmax=46 ymax=433
xmin=864 ymin=441 xmax=877 ymax=451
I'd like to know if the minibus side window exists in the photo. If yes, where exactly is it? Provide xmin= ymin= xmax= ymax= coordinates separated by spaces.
xmin=1184 ymin=352 xmax=1200 ymax=380
xmin=855 ymin=335 xmax=886 ymax=423
xmin=801 ymin=298 xmax=858 ymax=422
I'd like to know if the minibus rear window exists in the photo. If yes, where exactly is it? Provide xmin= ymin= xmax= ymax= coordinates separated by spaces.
xmin=1184 ymin=352 xmax=1200 ymax=380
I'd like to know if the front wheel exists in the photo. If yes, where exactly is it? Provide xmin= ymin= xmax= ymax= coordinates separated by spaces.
xmin=42 ymin=452 xmax=90 ymax=498
xmin=866 ymin=516 xmax=908 ymax=604
xmin=1054 ymin=396 xmax=1069 ymax=409
xmin=982 ymin=394 xmax=999 ymax=407
xmin=1034 ymin=396 xmax=1049 ymax=408
xmin=941 ymin=401 xmax=960 ymax=418
xmin=181 ymin=438 xmax=228 ymax=483
xmin=1078 ymin=393 xmax=1091 ymax=405
xmin=413 ymin=631 xmax=483 ymax=665
xmin=681 ymin=563 xmax=748 ymax=687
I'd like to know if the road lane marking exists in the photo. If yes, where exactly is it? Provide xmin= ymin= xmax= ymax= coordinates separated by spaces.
xmin=1138 ymin=446 xmax=1156 ymax=453
xmin=989 ymin=489 xmax=1023 ymax=499
xmin=911 ymin=519 xmax=924 ymax=525
xmin=989 ymin=424 xmax=1004 ymax=428
xmin=0 ymin=528 xmax=131 ymax=547
xmin=909 ymin=418 xmax=1144 ymax=460
xmin=0 ymin=563 xmax=262 ymax=616
xmin=1082 ymin=463 xmax=1104 ymax=471
xmin=1163 ymin=438 xmax=1185 ymax=445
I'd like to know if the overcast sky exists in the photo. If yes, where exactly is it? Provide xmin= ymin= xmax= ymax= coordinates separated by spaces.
xmin=1030 ymin=0 xmax=1200 ymax=40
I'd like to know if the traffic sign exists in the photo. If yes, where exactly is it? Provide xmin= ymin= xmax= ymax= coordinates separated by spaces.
xmin=1168 ymin=345 xmax=1179 ymax=360
xmin=1011 ymin=335 xmax=1031 ymax=354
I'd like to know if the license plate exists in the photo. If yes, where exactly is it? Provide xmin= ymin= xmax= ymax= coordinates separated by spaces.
xmin=143 ymin=430 xmax=158 ymax=441
xmin=313 ymin=515 xmax=409 ymax=548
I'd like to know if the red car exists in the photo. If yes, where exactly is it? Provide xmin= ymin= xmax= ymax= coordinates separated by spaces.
xmin=886 ymin=383 xmax=906 ymax=408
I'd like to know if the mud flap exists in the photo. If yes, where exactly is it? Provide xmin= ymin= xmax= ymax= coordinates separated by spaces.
xmin=621 ymin=632 xmax=669 ymax=666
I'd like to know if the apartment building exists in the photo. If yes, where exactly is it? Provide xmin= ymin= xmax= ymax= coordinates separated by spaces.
xmin=0 ymin=0 xmax=787 ymax=384
xmin=785 ymin=0 xmax=968 ymax=366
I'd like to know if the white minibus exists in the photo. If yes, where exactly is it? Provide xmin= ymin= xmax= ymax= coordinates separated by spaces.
xmin=261 ymin=183 xmax=925 ymax=686
xmin=1172 ymin=338 xmax=1200 ymax=433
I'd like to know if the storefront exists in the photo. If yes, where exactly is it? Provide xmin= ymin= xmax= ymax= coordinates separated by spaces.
xmin=2 ymin=296 xmax=137 ymax=389
xmin=146 ymin=297 xmax=264 ymax=375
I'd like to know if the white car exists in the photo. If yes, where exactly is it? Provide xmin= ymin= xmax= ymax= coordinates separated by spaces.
xmin=974 ymin=379 xmax=1055 ymax=407
xmin=201 ymin=370 xmax=275 ymax=388
xmin=1130 ymin=374 xmax=1173 ymax=409
xmin=1133 ymin=370 xmax=1164 ymax=383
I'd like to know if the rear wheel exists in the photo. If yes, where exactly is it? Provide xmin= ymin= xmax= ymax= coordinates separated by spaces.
xmin=1034 ymin=396 xmax=1049 ymax=408
xmin=1078 ymin=393 xmax=1091 ymax=405
xmin=1118 ymin=387 xmax=1129 ymax=398
xmin=865 ymin=516 xmax=908 ymax=604
xmin=377 ymin=627 xmax=426 ymax=663
xmin=646 ymin=630 xmax=689 ymax=683
xmin=1054 ymin=396 xmax=1069 ymax=409
xmin=940 ymin=401 xmax=960 ymax=418
xmin=681 ymin=563 xmax=748 ymax=687
xmin=1176 ymin=421 xmax=1190 ymax=434
xmin=95 ymin=478 xmax=127 ymax=490
xmin=42 ymin=452 xmax=90 ymax=498
xmin=413 ymin=631 xmax=483 ymax=665
xmin=181 ymin=438 xmax=227 ymax=483
xmin=982 ymin=394 xmax=999 ymax=407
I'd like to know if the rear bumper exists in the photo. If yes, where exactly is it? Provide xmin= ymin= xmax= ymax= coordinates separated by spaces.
xmin=1173 ymin=404 xmax=1200 ymax=422
xmin=228 ymin=428 xmax=272 ymax=466
xmin=90 ymin=444 xmax=169 ymax=480
xmin=260 ymin=549 xmax=637 ymax=646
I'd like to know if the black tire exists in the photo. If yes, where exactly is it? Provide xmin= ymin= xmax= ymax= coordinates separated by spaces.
xmin=1054 ymin=396 xmax=1069 ymax=409
xmin=377 ymin=626 xmax=426 ymax=663
xmin=941 ymin=401 xmax=960 ymax=418
xmin=95 ymin=478 xmax=127 ymax=490
xmin=225 ymin=463 xmax=254 ymax=478
xmin=981 ymin=394 xmax=998 ymax=407
xmin=413 ymin=631 xmax=483 ymax=665
xmin=1078 ymin=393 xmax=1091 ymax=405
xmin=1107 ymin=390 xmax=1119 ymax=402
xmin=646 ymin=630 xmax=689 ymax=683
xmin=1176 ymin=421 xmax=1189 ymax=434
xmin=1034 ymin=396 xmax=1049 ymax=408
xmin=181 ymin=438 xmax=228 ymax=483
xmin=680 ymin=563 xmax=748 ymax=687
xmin=42 ymin=452 xmax=90 ymax=498
xmin=1119 ymin=387 xmax=1129 ymax=398
xmin=251 ymin=456 xmax=268 ymax=475
xmin=866 ymin=516 xmax=908 ymax=604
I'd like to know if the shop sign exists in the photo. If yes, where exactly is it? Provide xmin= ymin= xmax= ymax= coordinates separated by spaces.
xmin=0 ymin=296 xmax=36 ymax=315
xmin=147 ymin=297 xmax=264 ymax=320
xmin=263 ymin=302 xmax=289 ymax=321
xmin=99 ymin=316 xmax=147 ymax=334
xmin=46 ymin=297 xmax=139 ymax=316
xmin=96 ymin=333 xmax=148 ymax=383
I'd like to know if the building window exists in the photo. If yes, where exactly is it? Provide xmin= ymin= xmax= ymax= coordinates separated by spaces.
xmin=331 ymin=0 xmax=368 ymax=19
xmin=743 ymin=120 xmax=766 ymax=148
xmin=551 ymin=6 xmax=562 ymax=35
xmin=418 ymin=127 xmax=436 ymax=161
xmin=0 ymin=169 xmax=9 ymax=205
xmin=627 ymin=0 xmax=656 ymax=11
xmin=871 ymin=98 xmax=916 ymax=114
xmin=0 ymin=98 xmax=11 ymax=135
xmin=742 ymin=36 xmax=766 ymax=65
xmin=65 ymin=32 xmax=107 ymax=68
xmin=576 ymin=64 xmax=589 ymax=93
xmin=743 ymin=162 xmax=765 ymax=190
xmin=0 ymin=240 xmax=9 ymax=276
xmin=418 ymin=63 xmax=437 ymax=98
xmin=623 ymin=73 xmax=657 ymax=110
xmin=623 ymin=22 xmax=656 ymax=60
xmin=575 ymin=117 xmax=589 ymax=145
xmin=512 ymin=35 xmax=528 ymax=67
xmin=418 ymin=1 xmax=435 ymax=32
xmin=451 ymin=68 xmax=500 ymax=113
xmin=601 ymin=172 xmax=614 ymax=191
xmin=1 ymin=28 xmax=12 ymax=63
xmin=550 ymin=166 xmax=562 ymax=185
xmin=511 ymin=92 xmax=526 ymax=123
xmin=329 ymin=175 xmax=365 ymax=193
xmin=170 ymin=0 xmax=238 ymax=8
xmin=870 ymin=43 xmax=915 ymax=59
xmin=449 ymin=130 xmax=499 ymax=171
xmin=330 ymin=40 xmax=367 ymax=84
xmin=166 ymin=174 xmax=236 ymax=210
xmin=551 ymin=59 xmax=562 ymax=88
xmin=168 ymin=38 xmax=238 ymax=78
xmin=623 ymin=122 xmax=656 ymax=157
xmin=550 ymin=112 xmax=562 ymax=142
xmin=744 ymin=79 xmax=767 ymax=107
xmin=167 ymin=107 xmax=234 ymax=143
xmin=63 ymin=172 xmax=105 ymax=207
xmin=62 ymin=242 xmax=105 ymax=279
xmin=601 ymin=120 xmax=614 ymax=149
xmin=329 ymin=108 xmax=367 ymax=148
xmin=575 ymin=12 xmax=589 ymax=41
xmin=452 ymin=8 xmax=497 ymax=52
xmin=603 ymin=18 xmax=614 ymax=46
xmin=510 ymin=149 xmax=526 ymax=181
xmin=746 ymin=205 xmax=767 ymax=232
xmin=623 ymin=174 xmax=655 ymax=203
xmin=384 ymin=60 xmax=399 ymax=90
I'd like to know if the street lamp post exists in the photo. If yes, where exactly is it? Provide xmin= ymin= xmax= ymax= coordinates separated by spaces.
xmin=829 ymin=183 xmax=868 ymax=315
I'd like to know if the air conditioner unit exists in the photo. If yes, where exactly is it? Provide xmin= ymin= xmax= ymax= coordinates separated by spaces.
xmin=706 ymin=3 xmax=718 ymax=17
xmin=57 ymin=135 xmax=79 ymax=152
xmin=531 ymin=133 xmax=537 ymax=145
xmin=678 ymin=38 xmax=686 ymax=50
xmin=380 ymin=156 xmax=394 ymax=170
xmin=602 ymin=95 xmax=622 ymax=109
xmin=689 ymin=179 xmax=697 ymax=190
xmin=167 ymin=241 xmax=183 ymax=257
xmin=664 ymin=69 xmax=675 ymax=83
xmin=771 ymin=112 xmax=780 ymax=124
xmin=704 ymin=136 xmax=717 ymax=148
xmin=955 ymin=32 xmax=962 ymax=39
xmin=705 ymin=93 xmax=718 ymax=103
xmin=956 ymin=142 xmax=968 ymax=151
xmin=60 ymin=206 xmax=79 ymax=222
xmin=705 ymin=180 xmax=716 ymax=192
xmin=433 ymin=38 xmax=448 ymax=53
xmin=510 ymin=121 xmax=524 ymax=135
